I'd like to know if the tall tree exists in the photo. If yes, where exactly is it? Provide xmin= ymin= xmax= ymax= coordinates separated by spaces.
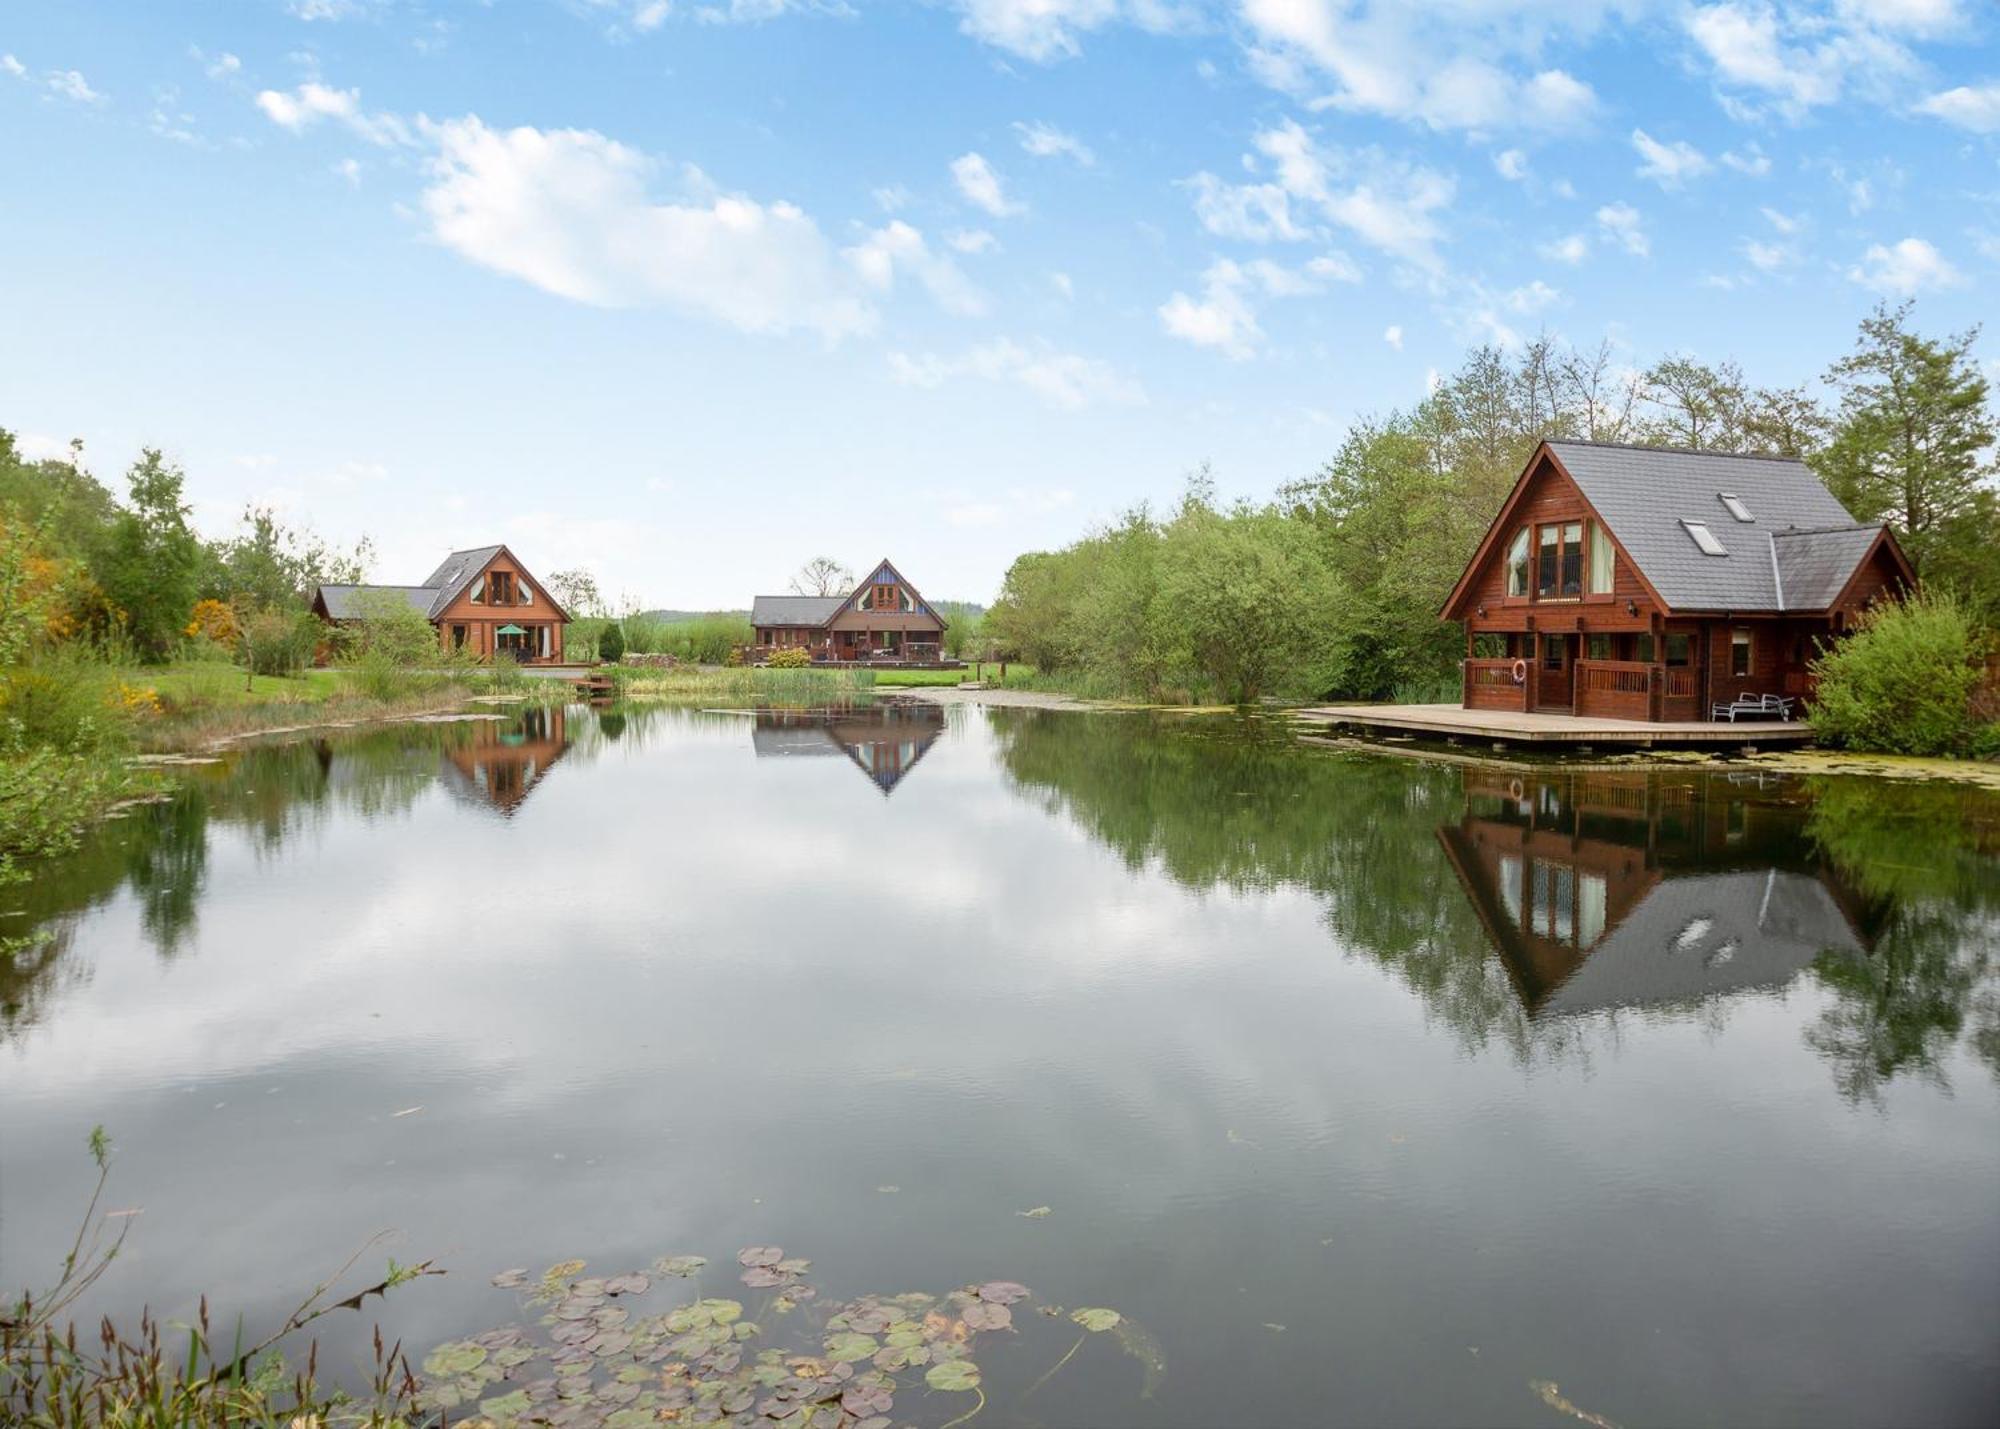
xmin=545 ymin=567 xmax=605 ymax=618
xmin=1639 ymin=355 xmax=1748 ymax=450
xmin=1817 ymin=303 xmax=1996 ymax=592
xmin=790 ymin=557 xmax=854 ymax=597
xmin=99 ymin=450 xmax=203 ymax=659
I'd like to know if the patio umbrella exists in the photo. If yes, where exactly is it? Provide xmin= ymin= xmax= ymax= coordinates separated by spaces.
xmin=496 ymin=624 xmax=526 ymax=635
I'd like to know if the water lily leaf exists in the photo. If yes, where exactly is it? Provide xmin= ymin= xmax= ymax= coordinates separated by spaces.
xmin=737 ymin=1246 xmax=784 ymax=1268
xmin=494 ymin=1345 xmax=536 ymax=1368
xmin=962 ymin=1302 xmax=1012 ymax=1332
xmin=491 ymin=1268 xmax=529 ymax=1289
xmin=823 ymin=1332 xmax=879 ymax=1364
xmin=1071 ymin=1308 xmax=1122 ymax=1332
xmin=742 ymin=1266 xmax=786 ymax=1288
xmin=776 ymin=1258 xmax=812 ymax=1275
xmin=480 ymin=1388 xmax=531 ymax=1421
xmin=1016 ymin=1205 xmax=1052 ymax=1219
xmin=976 ymin=1281 xmax=1029 ymax=1305
xmin=424 ymin=1342 xmax=489 ymax=1377
xmin=845 ymin=1308 xmax=892 ymax=1334
xmin=924 ymin=1360 xmax=981 ymax=1392
xmin=842 ymin=1384 xmax=893 ymax=1417
xmin=605 ymin=1273 xmax=650 ymax=1296
xmin=655 ymin=1255 xmax=707 ymax=1278
xmin=604 ymin=1410 xmax=654 ymax=1429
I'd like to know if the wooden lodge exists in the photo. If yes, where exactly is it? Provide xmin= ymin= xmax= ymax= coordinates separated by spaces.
xmin=312 ymin=545 xmax=569 ymax=663
xmin=1440 ymin=441 xmax=1913 ymax=722
xmin=749 ymin=559 xmax=951 ymax=665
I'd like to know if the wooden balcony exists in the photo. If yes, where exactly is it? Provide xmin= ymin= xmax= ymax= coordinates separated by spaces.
xmin=1463 ymin=657 xmax=1527 ymax=712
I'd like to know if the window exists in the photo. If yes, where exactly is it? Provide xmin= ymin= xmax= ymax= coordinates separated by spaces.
xmin=1587 ymin=634 xmax=1612 ymax=660
xmin=1718 ymin=492 xmax=1754 ymax=523
xmin=469 ymin=581 xmax=484 ymax=604
xmin=1665 ymin=633 xmax=1691 ymax=666
xmin=1542 ymin=634 xmax=1565 ymax=669
xmin=450 ymin=624 xmax=467 ymax=649
xmin=489 ymin=571 xmax=514 ymax=605
xmin=1731 ymin=629 xmax=1752 ymax=677
xmin=1635 ymin=633 xmax=1655 ymax=663
xmin=1560 ymin=522 xmax=1583 ymax=597
xmin=1587 ymin=520 xmax=1614 ymax=595
xmin=520 ymin=584 xmax=532 ymax=606
xmin=1682 ymin=520 xmax=1728 ymax=556
xmin=1505 ymin=528 xmax=1530 ymax=597
xmin=871 ymin=584 xmax=898 ymax=611
xmin=1538 ymin=526 xmax=1560 ymax=596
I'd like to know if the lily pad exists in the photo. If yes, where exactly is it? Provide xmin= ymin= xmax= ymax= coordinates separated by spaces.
xmin=823 ymin=1332 xmax=880 ymax=1363
xmin=962 ymin=1302 xmax=1012 ymax=1332
xmin=738 ymin=1245 xmax=784 ymax=1268
xmin=1016 ymin=1205 xmax=1052 ymax=1219
xmin=924 ymin=1359 xmax=982 ymax=1392
xmin=655 ymin=1255 xmax=707 ymax=1278
xmin=605 ymin=1273 xmax=650 ymax=1296
xmin=742 ymin=1266 xmax=787 ymax=1288
xmin=842 ymin=1383 xmax=893 ymax=1417
xmin=423 ymin=1342 xmax=489 ymax=1377
xmin=479 ymin=1388 xmax=532 ymax=1421
xmin=976 ymin=1280 xmax=1029 ymax=1305
xmin=1071 ymin=1307 xmax=1123 ymax=1332
xmin=491 ymin=1268 xmax=529 ymax=1289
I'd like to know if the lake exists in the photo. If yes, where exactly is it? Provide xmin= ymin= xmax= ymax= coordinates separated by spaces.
xmin=3 ymin=700 xmax=1997 ymax=1426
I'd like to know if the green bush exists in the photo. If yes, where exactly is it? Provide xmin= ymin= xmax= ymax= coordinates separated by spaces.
xmin=598 ymin=620 xmax=626 ymax=665
xmin=1808 ymin=593 xmax=1984 ymax=756
xmin=240 ymin=606 xmax=320 ymax=677
xmin=766 ymin=645 xmax=810 ymax=668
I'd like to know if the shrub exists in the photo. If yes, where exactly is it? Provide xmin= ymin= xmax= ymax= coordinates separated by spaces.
xmin=183 ymin=598 xmax=240 ymax=647
xmin=598 ymin=620 xmax=626 ymax=665
xmin=1808 ymin=593 xmax=1984 ymax=756
xmin=240 ymin=606 xmax=321 ymax=677
xmin=766 ymin=645 xmax=811 ymax=668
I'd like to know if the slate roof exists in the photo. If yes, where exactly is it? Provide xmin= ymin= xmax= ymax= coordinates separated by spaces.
xmin=750 ymin=594 xmax=846 ymax=627
xmin=315 ymin=584 xmax=440 ymax=620
xmin=419 ymin=545 xmax=505 ymax=619
xmin=1545 ymin=441 xmax=1883 ymax=612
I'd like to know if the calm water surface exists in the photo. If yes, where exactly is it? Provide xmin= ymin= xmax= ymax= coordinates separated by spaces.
xmin=3 ymin=701 xmax=1997 ymax=1426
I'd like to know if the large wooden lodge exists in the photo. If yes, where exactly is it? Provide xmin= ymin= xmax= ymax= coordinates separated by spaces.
xmin=1441 ymin=441 xmax=1913 ymax=722
xmin=313 ymin=545 xmax=569 ymax=663
xmin=750 ymin=559 xmax=949 ymax=665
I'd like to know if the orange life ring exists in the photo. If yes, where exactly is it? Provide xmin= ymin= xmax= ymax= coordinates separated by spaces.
xmin=1510 ymin=658 xmax=1529 ymax=685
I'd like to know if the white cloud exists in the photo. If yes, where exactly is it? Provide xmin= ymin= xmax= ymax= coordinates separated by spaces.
xmin=1919 ymin=81 xmax=2000 ymax=133
xmin=1504 ymin=279 xmax=1560 ymax=313
xmin=418 ymin=115 xmax=874 ymax=338
xmin=1631 ymin=129 xmax=1711 ymax=188
xmin=1760 ymin=205 xmax=1801 ymax=234
xmin=1596 ymin=202 xmax=1649 ymax=257
xmin=1493 ymin=148 xmax=1528 ymax=181
xmin=1540 ymin=232 xmax=1591 ymax=265
xmin=843 ymin=219 xmax=989 ymax=317
xmin=950 ymin=152 xmax=1023 ymax=217
xmin=1847 ymin=236 xmax=1963 ymax=294
xmin=1721 ymin=143 xmax=1771 ymax=176
xmin=1160 ymin=261 xmax=1264 ymax=360
xmin=256 ymin=81 xmax=410 ymax=145
xmin=889 ymin=338 xmax=1145 ymax=409
xmin=201 ymin=50 xmax=242 ymax=79
xmin=1238 ymin=0 xmax=1600 ymax=133
xmin=1014 ymin=120 xmax=1095 ymax=165
xmin=871 ymin=183 xmax=912 ymax=211
xmin=1050 ymin=270 xmax=1074 ymax=298
xmin=290 ymin=0 xmax=369 ymax=17
xmin=1383 ymin=323 xmax=1403 ymax=350
xmin=948 ymin=0 xmax=1183 ymax=62
xmin=1742 ymin=237 xmax=1793 ymax=271
xmin=333 ymin=157 xmax=363 ymax=185
xmin=947 ymin=228 xmax=997 ymax=254
xmin=1683 ymin=0 xmax=1927 ymax=120
xmin=47 ymin=69 xmax=102 ymax=104
xmin=1185 ymin=119 xmax=1452 ymax=267
xmin=2 ymin=53 xmax=28 ymax=79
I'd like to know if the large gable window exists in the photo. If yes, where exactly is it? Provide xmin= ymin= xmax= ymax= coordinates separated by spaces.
xmin=1587 ymin=520 xmax=1614 ymax=595
xmin=1505 ymin=528 xmax=1530 ymax=597
xmin=1682 ymin=520 xmax=1728 ymax=556
xmin=1538 ymin=523 xmax=1583 ymax=598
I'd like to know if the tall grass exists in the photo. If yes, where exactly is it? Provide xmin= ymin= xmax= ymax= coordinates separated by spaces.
xmin=615 ymin=665 xmax=875 ymax=701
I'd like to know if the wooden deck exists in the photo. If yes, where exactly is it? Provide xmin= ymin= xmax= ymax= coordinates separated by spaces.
xmin=1297 ymin=702 xmax=1813 ymax=747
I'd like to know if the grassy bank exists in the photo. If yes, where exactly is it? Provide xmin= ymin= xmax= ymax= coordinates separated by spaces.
xmin=613 ymin=665 xmax=878 ymax=701
xmin=870 ymin=663 xmax=1038 ymax=688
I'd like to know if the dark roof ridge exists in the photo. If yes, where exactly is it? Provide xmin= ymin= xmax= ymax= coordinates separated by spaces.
xmin=1546 ymin=438 xmax=1810 ymax=464
xmin=1770 ymin=522 xmax=1885 ymax=538
xmin=320 ymin=582 xmax=440 ymax=591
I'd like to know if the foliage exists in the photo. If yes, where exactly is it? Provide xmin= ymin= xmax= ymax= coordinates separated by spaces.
xmin=1807 ymin=592 xmax=1984 ymax=756
xmin=620 ymin=612 xmax=751 ymax=665
xmin=96 ymin=450 xmax=203 ymax=662
xmin=765 ymin=645 xmax=811 ymax=668
xmin=1816 ymin=301 xmax=1999 ymax=622
xmin=597 ymin=618 xmax=626 ymax=665
xmin=2 ymin=1128 xmax=435 ymax=1428
xmin=240 ymin=605 xmax=322 ymax=677
xmin=182 ymin=598 xmax=240 ymax=649
xmin=545 ymin=566 xmax=605 ymax=618
xmin=203 ymin=504 xmax=371 ymax=611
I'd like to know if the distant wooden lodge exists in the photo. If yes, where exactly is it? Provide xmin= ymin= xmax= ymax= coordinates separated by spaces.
xmin=312 ymin=545 xmax=569 ymax=663
xmin=749 ymin=560 xmax=949 ymax=665
xmin=1438 ymin=768 xmax=1880 ymax=1016
xmin=1441 ymin=442 xmax=1913 ymax=722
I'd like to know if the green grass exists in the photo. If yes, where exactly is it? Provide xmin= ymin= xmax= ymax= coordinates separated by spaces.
xmin=614 ymin=665 xmax=878 ymax=701
xmin=871 ymin=663 xmax=1039 ymax=688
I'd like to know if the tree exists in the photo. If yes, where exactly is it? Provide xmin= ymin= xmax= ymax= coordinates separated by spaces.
xmin=597 ymin=619 xmax=626 ymax=665
xmin=546 ymin=568 xmax=605 ymax=618
xmin=790 ymin=557 xmax=853 ymax=597
xmin=1639 ymin=354 xmax=1748 ymax=450
xmin=209 ymin=505 xmax=371 ymax=610
xmin=1817 ymin=302 xmax=1996 ymax=592
xmin=99 ymin=450 xmax=203 ymax=660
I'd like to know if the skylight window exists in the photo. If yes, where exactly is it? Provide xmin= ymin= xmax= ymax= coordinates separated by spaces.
xmin=1718 ymin=492 xmax=1754 ymax=522
xmin=1682 ymin=520 xmax=1728 ymax=556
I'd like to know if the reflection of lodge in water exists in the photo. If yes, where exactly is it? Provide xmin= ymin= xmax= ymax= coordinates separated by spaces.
xmin=751 ymin=701 xmax=945 ymax=795
xmin=1439 ymin=770 xmax=1883 ymax=1015
xmin=441 ymin=707 xmax=572 ymax=815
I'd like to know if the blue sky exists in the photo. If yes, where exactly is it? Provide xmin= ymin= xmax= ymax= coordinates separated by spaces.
xmin=2 ymin=1 xmax=1995 ymax=607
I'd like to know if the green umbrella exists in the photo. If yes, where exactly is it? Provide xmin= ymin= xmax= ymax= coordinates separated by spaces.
xmin=496 ymin=623 xmax=526 ymax=635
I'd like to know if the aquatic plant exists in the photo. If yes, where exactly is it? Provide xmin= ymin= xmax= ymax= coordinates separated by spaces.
xmin=422 ymin=1247 xmax=1146 ymax=1428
